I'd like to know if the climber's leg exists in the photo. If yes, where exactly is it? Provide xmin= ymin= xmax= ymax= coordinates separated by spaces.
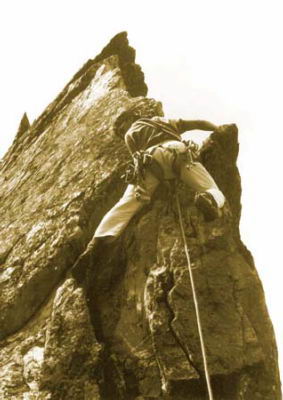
xmin=180 ymin=162 xmax=225 ymax=207
xmin=71 ymin=236 xmax=109 ymax=283
xmin=94 ymin=171 xmax=159 ymax=239
xmin=180 ymin=162 xmax=225 ymax=220
xmin=71 ymin=171 xmax=159 ymax=284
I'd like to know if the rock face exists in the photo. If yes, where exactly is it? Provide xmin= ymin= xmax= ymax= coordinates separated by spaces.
xmin=0 ymin=32 xmax=281 ymax=400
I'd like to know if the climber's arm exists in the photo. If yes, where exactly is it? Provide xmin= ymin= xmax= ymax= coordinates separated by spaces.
xmin=177 ymin=120 xmax=218 ymax=133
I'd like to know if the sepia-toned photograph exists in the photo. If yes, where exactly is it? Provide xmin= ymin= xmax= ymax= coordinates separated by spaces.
xmin=0 ymin=1 xmax=282 ymax=399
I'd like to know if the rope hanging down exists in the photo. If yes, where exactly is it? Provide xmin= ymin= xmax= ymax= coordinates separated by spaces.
xmin=175 ymin=192 xmax=214 ymax=400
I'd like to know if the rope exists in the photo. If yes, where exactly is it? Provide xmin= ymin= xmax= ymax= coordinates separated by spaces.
xmin=175 ymin=191 xmax=214 ymax=400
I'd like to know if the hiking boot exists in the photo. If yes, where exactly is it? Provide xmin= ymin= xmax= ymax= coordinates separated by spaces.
xmin=194 ymin=192 xmax=220 ymax=221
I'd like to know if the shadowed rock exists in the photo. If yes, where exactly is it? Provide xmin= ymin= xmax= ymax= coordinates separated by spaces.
xmin=0 ymin=32 xmax=281 ymax=400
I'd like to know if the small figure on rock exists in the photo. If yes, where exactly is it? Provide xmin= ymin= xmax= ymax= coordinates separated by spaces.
xmin=71 ymin=107 xmax=226 ymax=283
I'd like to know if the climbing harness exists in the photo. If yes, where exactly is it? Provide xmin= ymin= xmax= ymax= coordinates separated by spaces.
xmin=121 ymin=150 xmax=153 ymax=184
xmin=175 ymin=191 xmax=214 ymax=400
xmin=122 ymin=140 xmax=199 ymax=183
xmin=121 ymin=149 xmax=166 ymax=203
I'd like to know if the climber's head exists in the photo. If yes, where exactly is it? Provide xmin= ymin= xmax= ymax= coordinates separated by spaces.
xmin=114 ymin=107 xmax=142 ymax=138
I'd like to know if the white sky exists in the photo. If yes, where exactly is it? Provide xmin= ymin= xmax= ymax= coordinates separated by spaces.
xmin=1 ymin=0 xmax=282 ymax=383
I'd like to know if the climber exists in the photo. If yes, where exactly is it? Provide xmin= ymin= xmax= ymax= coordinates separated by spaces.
xmin=71 ymin=107 xmax=226 ymax=282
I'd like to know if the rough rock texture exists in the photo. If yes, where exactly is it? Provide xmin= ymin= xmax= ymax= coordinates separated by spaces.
xmin=0 ymin=32 xmax=281 ymax=399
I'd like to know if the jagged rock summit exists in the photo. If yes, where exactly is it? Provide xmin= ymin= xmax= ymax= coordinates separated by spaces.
xmin=0 ymin=32 xmax=281 ymax=400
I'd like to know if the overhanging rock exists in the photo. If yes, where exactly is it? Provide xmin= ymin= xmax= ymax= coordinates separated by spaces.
xmin=0 ymin=32 xmax=281 ymax=400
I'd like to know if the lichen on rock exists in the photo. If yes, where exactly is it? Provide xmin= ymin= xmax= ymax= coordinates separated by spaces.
xmin=0 ymin=32 xmax=281 ymax=400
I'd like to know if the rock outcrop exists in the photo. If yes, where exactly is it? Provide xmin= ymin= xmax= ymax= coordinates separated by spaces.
xmin=16 ymin=113 xmax=30 ymax=139
xmin=0 ymin=32 xmax=281 ymax=400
